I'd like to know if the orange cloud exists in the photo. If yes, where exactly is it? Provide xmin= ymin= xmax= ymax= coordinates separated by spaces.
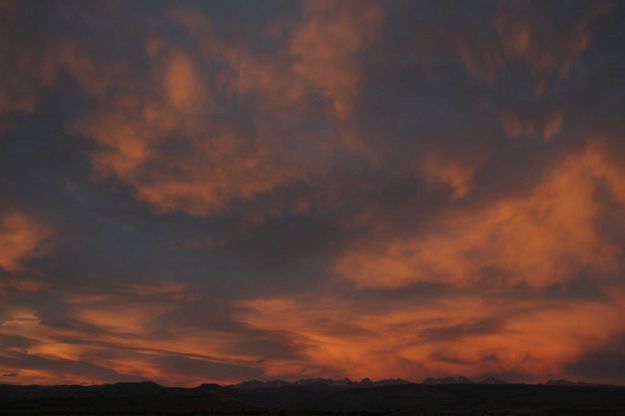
xmin=336 ymin=141 xmax=625 ymax=289
xmin=237 ymin=287 xmax=625 ymax=382
xmin=76 ymin=39 xmax=305 ymax=216
xmin=290 ymin=0 xmax=383 ymax=117
xmin=74 ymin=3 xmax=387 ymax=218
xmin=500 ymin=111 xmax=564 ymax=141
xmin=0 ymin=212 xmax=50 ymax=273
xmin=419 ymin=150 xmax=488 ymax=200
xmin=0 ymin=25 xmax=103 ymax=128
xmin=162 ymin=51 xmax=205 ymax=110
xmin=456 ymin=2 xmax=612 ymax=93
xmin=0 ymin=278 xmax=48 ymax=293
xmin=0 ymin=290 xmax=266 ymax=386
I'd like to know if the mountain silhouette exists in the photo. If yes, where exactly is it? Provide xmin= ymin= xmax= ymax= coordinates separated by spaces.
xmin=1 ymin=378 xmax=624 ymax=415
xmin=479 ymin=376 xmax=508 ymax=384
xmin=422 ymin=375 xmax=474 ymax=384
xmin=230 ymin=377 xmax=410 ymax=390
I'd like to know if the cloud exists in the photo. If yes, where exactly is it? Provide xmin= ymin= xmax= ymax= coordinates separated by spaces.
xmin=443 ymin=1 xmax=613 ymax=143
xmin=0 ymin=211 xmax=50 ymax=273
xmin=0 ymin=334 xmax=37 ymax=351
xmin=564 ymin=333 xmax=625 ymax=383
xmin=236 ymin=284 xmax=625 ymax=382
xmin=500 ymin=111 xmax=564 ymax=141
xmin=0 ymin=0 xmax=624 ymax=387
xmin=335 ymin=141 xmax=625 ymax=289
xmin=0 ymin=351 xmax=141 ymax=385
xmin=75 ymin=38 xmax=307 ymax=217
xmin=0 ymin=2 xmax=105 ymax=133
xmin=419 ymin=150 xmax=486 ymax=200
xmin=66 ymin=1 xmax=386 ymax=219
xmin=454 ymin=1 xmax=613 ymax=91
xmin=150 ymin=355 xmax=262 ymax=385
xmin=0 ymin=283 xmax=285 ymax=385
xmin=419 ymin=318 xmax=505 ymax=342
xmin=289 ymin=0 xmax=384 ymax=117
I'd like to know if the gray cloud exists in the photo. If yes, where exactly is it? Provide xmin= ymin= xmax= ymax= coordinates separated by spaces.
xmin=0 ymin=352 xmax=140 ymax=383
xmin=150 ymin=355 xmax=263 ymax=381
xmin=565 ymin=334 xmax=625 ymax=383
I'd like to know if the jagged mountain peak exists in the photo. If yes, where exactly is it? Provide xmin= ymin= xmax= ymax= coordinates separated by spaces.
xmin=230 ymin=377 xmax=410 ymax=389
xmin=423 ymin=375 xmax=474 ymax=384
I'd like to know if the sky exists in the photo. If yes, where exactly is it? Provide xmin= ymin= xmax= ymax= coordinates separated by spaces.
xmin=1 ymin=0 xmax=625 ymax=387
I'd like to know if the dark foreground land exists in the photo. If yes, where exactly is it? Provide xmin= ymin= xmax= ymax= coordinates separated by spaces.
xmin=1 ymin=381 xmax=624 ymax=415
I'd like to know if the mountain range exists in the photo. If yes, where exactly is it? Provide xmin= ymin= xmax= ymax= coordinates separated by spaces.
xmin=1 ymin=377 xmax=624 ymax=415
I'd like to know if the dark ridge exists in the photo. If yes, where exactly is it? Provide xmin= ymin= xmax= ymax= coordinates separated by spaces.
xmin=544 ymin=378 xmax=617 ymax=387
xmin=479 ymin=376 xmax=508 ymax=384
xmin=1 ymin=379 xmax=624 ymax=414
xmin=422 ymin=375 xmax=474 ymax=385
xmin=229 ymin=377 xmax=411 ymax=390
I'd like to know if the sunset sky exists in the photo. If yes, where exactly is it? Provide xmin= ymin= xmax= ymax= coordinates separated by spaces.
xmin=1 ymin=0 xmax=625 ymax=387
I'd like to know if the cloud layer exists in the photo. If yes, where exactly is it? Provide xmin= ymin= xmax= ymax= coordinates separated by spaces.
xmin=0 ymin=0 xmax=624 ymax=386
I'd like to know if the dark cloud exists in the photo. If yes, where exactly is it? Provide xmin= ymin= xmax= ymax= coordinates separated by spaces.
xmin=565 ymin=333 xmax=625 ymax=383
xmin=420 ymin=318 xmax=506 ymax=342
xmin=0 ymin=352 xmax=140 ymax=383
xmin=0 ymin=334 xmax=37 ymax=351
xmin=544 ymin=275 xmax=610 ymax=300
xmin=150 ymin=355 xmax=263 ymax=381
